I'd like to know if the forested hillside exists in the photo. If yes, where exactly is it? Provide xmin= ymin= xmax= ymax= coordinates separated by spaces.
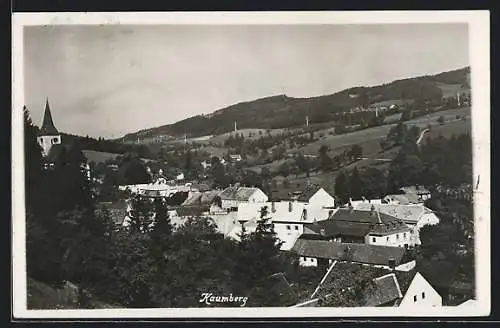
xmin=122 ymin=67 xmax=470 ymax=140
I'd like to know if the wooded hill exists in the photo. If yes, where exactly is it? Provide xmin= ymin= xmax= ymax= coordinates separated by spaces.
xmin=121 ymin=66 xmax=470 ymax=141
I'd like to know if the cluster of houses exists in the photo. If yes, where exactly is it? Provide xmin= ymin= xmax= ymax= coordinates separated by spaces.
xmin=34 ymin=101 xmax=473 ymax=308
xmin=109 ymin=174 xmax=458 ymax=307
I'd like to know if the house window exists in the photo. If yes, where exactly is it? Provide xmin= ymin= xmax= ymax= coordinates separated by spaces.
xmin=295 ymin=226 xmax=299 ymax=231
xmin=286 ymin=225 xmax=291 ymax=230
xmin=310 ymin=258 xmax=314 ymax=262
xmin=386 ymin=237 xmax=389 ymax=241
xmin=372 ymin=237 xmax=376 ymax=242
xmin=414 ymin=295 xmax=417 ymax=302
xmin=396 ymin=234 xmax=399 ymax=240
xmin=51 ymin=137 xmax=58 ymax=144
xmin=422 ymin=292 xmax=426 ymax=299
xmin=404 ymin=233 xmax=407 ymax=239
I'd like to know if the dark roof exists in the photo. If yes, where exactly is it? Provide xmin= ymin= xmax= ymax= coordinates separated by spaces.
xmin=175 ymin=205 xmax=209 ymax=217
xmin=39 ymin=99 xmax=59 ymax=136
xmin=291 ymin=239 xmax=407 ymax=266
xmin=269 ymin=184 xmax=327 ymax=202
xmin=297 ymin=185 xmax=323 ymax=202
xmin=362 ymin=274 xmax=402 ymax=307
xmin=191 ymin=183 xmax=211 ymax=192
xmin=305 ymin=208 xmax=410 ymax=238
xmin=311 ymin=262 xmax=401 ymax=307
xmin=394 ymin=269 xmax=418 ymax=295
xmin=219 ymin=186 xmax=262 ymax=201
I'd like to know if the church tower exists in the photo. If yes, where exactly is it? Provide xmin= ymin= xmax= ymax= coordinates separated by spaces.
xmin=37 ymin=98 xmax=61 ymax=157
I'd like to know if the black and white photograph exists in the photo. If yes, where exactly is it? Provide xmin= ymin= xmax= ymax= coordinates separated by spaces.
xmin=12 ymin=11 xmax=490 ymax=319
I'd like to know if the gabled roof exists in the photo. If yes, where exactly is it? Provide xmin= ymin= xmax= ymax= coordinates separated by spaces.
xmin=39 ymin=99 xmax=59 ymax=136
xmin=362 ymin=273 xmax=403 ymax=307
xmin=269 ymin=184 xmax=327 ymax=202
xmin=306 ymin=208 xmax=410 ymax=237
xmin=308 ymin=262 xmax=402 ymax=307
xmin=291 ymin=239 xmax=407 ymax=266
xmin=182 ymin=190 xmax=221 ymax=206
xmin=297 ymin=185 xmax=323 ymax=202
xmin=354 ymin=203 xmax=428 ymax=224
xmin=394 ymin=269 xmax=418 ymax=295
xmin=174 ymin=205 xmax=210 ymax=218
xmin=220 ymin=186 xmax=263 ymax=201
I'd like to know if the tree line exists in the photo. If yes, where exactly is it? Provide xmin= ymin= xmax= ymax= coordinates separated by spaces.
xmin=25 ymin=107 xmax=320 ymax=307
xmin=335 ymin=128 xmax=472 ymax=204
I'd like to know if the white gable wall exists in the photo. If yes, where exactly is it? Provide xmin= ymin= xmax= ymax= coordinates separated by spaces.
xmin=411 ymin=211 xmax=440 ymax=245
xmin=308 ymin=188 xmax=335 ymax=208
xmin=248 ymin=189 xmax=269 ymax=203
xmin=399 ymin=272 xmax=442 ymax=307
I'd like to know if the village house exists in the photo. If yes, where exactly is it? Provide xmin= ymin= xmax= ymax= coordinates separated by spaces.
xmin=234 ymin=198 xmax=337 ymax=250
xmin=229 ymin=154 xmax=243 ymax=162
xmin=290 ymin=238 xmax=411 ymax=270
xmin=234 ymin=201 xmax=309 ymax=250
xmin=292 ymin=261 xmax=442 ymax=308
xmin=353 ymin=203 xmax=440 ymax=245
xmin=399 ymin=186 xmax=432 ymax=202
xmin=270 ymin=184 xmax=335 ymax=208
xmin=383 ymin=193 xmax=421 ymax=205
xmin=219 ymin=185 xmax=268 ymax=211
xmin=301 ymin=207 xmax=413 ymax=248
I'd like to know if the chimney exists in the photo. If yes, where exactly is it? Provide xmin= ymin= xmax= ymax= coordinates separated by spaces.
xmin=289 ymin=201 xmax=293 ymax=212
xmin=388 ymin=258 xmax=396 ymax=270
xmin=320 ymin=228 xmax=326 ymax=236
xmin=376 ymin=209 xmax=382 ymax=224
xmin=370 ymin=204 xmax=375 ymax=216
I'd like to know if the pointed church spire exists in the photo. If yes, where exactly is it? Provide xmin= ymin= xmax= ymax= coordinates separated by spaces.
xmin=39 ymin=98 xmax=59 ymax=136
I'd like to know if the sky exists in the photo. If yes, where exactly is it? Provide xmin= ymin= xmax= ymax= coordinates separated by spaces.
xmin=23 ymin=23 xmax=469 ymax=139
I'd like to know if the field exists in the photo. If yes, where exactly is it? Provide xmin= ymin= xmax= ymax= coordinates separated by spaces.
xmin=251 ymin=107 xmax=471 ymax=185
xmin=82 ymin=150 xmax=122 ymax=164
xmin=295 ymin=107 xmax=471 ymax=157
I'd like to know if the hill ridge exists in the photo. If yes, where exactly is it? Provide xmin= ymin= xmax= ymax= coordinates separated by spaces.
xmin=121 ymin=66 xmax=470 ymax=141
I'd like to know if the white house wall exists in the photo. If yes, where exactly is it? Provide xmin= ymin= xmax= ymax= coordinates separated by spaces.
xmin=365 ymin=230 xmax=414 ymax=248
xmin=298 ymin=256 xmax=318 ymax=267
xmin=399 ymin=273 xmax=442 ymax=307
xmin=273 ymin=222 xmax=304 ymax=251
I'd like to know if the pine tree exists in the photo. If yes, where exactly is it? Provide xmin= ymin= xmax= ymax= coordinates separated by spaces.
xmin=128 ymin=195 xmax=155 ymax=233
